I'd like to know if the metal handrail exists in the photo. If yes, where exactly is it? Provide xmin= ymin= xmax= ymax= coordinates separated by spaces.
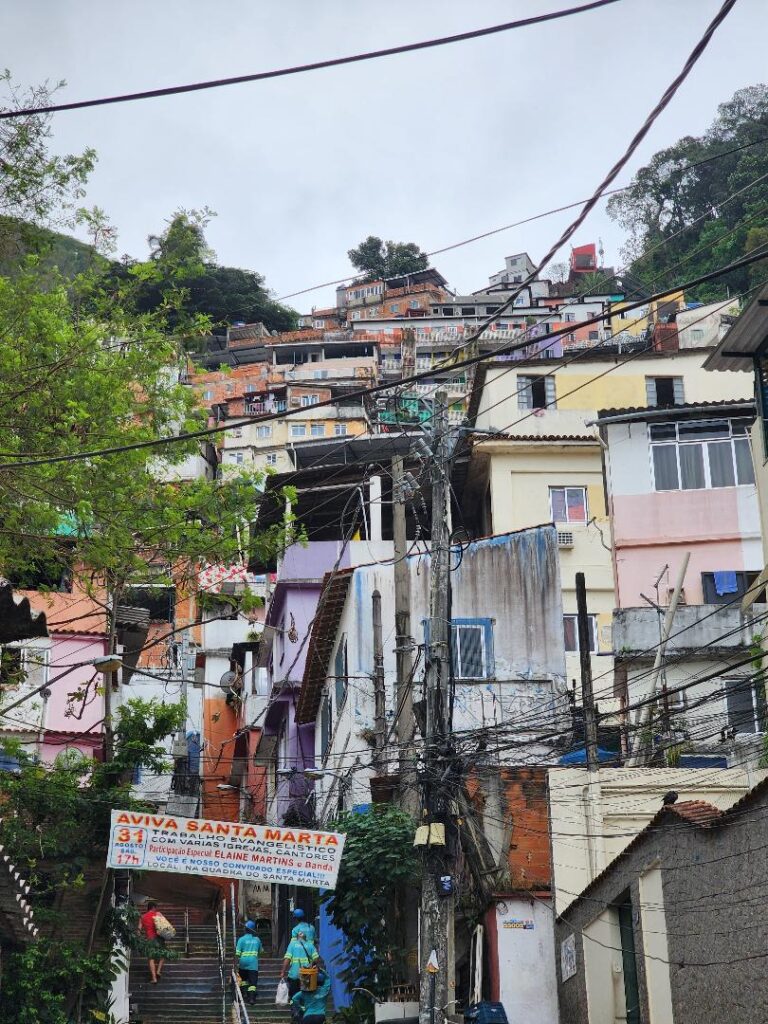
xmin=215 ymin=907 xmax=226 ymax=1024
xmin=184 ymin=906 xmax=190 ymax=959
xmin=231 ymin=968 xmax=253 ymax=1024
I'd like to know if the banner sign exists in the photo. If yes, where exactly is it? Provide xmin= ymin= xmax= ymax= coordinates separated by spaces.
xmin=107 ymin=810 xmax=346 ymax=889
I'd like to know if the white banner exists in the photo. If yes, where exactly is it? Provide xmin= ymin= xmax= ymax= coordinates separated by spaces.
xmin=107 ymin=810 xmax=346 ymax=889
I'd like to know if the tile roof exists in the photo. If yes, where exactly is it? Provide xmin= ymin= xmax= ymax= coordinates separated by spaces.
xmin=595 ymin=399 xmax=754 ymax=421
xmin=664 ymin=799 xmax=723 ymax=825
xmin=23 ymin=590 xmax=107 ymax=636
xmin=295 ymin=569 xmax=354 ymax=725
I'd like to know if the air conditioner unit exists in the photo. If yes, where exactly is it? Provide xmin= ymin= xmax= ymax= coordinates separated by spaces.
xmin=557 ymin=531 xmax=574 ymax=548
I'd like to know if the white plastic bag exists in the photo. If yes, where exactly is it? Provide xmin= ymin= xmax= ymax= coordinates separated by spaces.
xmin=276 ymin=979 xmax=290 ymax=1006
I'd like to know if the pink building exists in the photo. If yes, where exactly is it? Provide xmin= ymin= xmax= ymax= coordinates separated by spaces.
xmin=596 ymin=399 xmax=767 ymax=762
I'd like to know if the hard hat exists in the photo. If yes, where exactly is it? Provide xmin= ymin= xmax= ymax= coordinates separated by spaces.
xmin=245 ymin=920 xmax=257 ymax=932
xmin=293 ymin=908 xmax=305 ymax=919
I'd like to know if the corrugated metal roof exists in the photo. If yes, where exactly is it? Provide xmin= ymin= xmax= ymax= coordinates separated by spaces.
xmin=594 ymin=399 xmax=754 ymax=423
xmin=295 ymin=569 xmax=354 ymax=725
xmin=704 ymin=282 xmax=768 ymax=372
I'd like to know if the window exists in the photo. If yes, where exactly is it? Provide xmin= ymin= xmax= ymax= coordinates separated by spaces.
xmin=421 ymin=619 xmax=495 ymax=680
xmin=690 ymin=328 xmax=704 ymax=342
xmin=203 ymin=390 xmax=213 ymax=400
xmin=485 ymin=306 xmax=501 ymax=315
xmin=0 ymin=647 xmax=27 ymax=688
xmin=301 ymin=394 xmax=320 ymax=407
xmin=320 ymin=695 xmax=332 ymax=758
xmin=311 ymin=423 xmax=325 ymax=437
xmin=588 ymin=330 xmax=599 ymax=341
xmin=701 ymin=571 xmax=761 ymax=604
xmin=231 ymin=451 xmax=245 ymax=464
xmin=123 ymin=585 xmax=176 ymax=623
xmin=409 ymin=300 xmax=419 ymax=309
xmin=564 ymin=312 xmax=576 ymax=323
xmin=390 ymin=304 xmax=400 ymax=313
xmin=244 ymin=384 xmax=257 ymax=393
xmin=461 ymin=307 xmax=476 ymax=316
xmin=334 ymin=635 xmax=348 ymax=712
xmin=290 ymin=424 xmax=307 ymax=437
xmin=518 ymin=374 xmax=556 ymax=410
xmin=230 ymin=427 xmax=243 ymax=439
xmin=650 ymin=419 xmax=755 ymax=491
xmin=334 ymin=423 xmax=348 ymax=436
xmin=550 ymin=486 xmax=588 ymax=523
xmin=563 ymin=614 xmax=598 ymax=653
xmin=726 ymin=677 xmax=766 ymax=734
xmin=442 ymin=307 xmax=455 ymax=316
xmin=313 ymin=370 xmax=329 ymax=380
xmin=646 ymin=376 xmax=684 ymax=407
xmin=266 ymin=453 xmax=278 ymax=466
xmin=451 ymin=619 xmax=494 ymax=680
xmin=256 ymin=425 xmax=272 ymax=438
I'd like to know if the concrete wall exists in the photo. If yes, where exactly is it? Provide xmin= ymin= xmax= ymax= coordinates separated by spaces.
xmin=548 ymin=765 xmax=766 ymax=914
xmin=313 ymin=528 xmax=568 ymax=818
xmin=555 ymin=785 xmax=768 ymax=1024
xmin=494 ymin=896 xmax=558 ymax=1024
xmin=482 ymin=439 xmax=614 ymax=701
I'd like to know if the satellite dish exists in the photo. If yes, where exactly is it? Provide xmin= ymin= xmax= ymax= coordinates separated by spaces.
xmin=219 ymin=670 xmax=238 ymax=692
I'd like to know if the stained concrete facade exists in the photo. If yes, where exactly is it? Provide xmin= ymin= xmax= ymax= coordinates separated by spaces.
xmin=555 ymin=781 xmax=768 ymax=1024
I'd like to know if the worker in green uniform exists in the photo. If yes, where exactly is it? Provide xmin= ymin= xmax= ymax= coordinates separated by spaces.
xmin=291 ymin=965 xmax=331 ymax=1024
xmin=235 ymin=921 xmax=263 ymax=1005
xmin=291 ymin=908 xmax=316 ymax=943
xmin=280 ymin=929 xmax=319 ymax=999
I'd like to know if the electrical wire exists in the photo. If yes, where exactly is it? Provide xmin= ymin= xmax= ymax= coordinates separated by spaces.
xmin=0 ymin=1 xmax=623 ymax=121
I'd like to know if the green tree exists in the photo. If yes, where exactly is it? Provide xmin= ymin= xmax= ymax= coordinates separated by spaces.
xmin=323 ymin=807 xmax=420 ymax=1021
xmin=105 ymin=210 xmax=297 ymax=334
xmin=347 ymin=235 xmax=429 ymax=282
xmin=607 ymin=85 xmax=768 ymax=302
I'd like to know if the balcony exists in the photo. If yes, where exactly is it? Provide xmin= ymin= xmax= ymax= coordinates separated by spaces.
xmin=244 ymin=400 xmax=286 ymax=416
xmin=613 ymin=603 xmax=767 ymax=656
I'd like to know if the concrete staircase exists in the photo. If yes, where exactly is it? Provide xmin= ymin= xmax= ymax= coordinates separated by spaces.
xmin=128 ymin=907 xmax=294 ymax=1024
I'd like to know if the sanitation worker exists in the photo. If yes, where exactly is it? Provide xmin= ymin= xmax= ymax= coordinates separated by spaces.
xmin=236 ymin=920 xmax=264 ymax=1005
xmin=291 ymin=908 xmax=316 ymax=943
xmin=291 ymin=964 xmax=332 ymax=1024
xmin=280 ymin=928 xmax=319 ymax=999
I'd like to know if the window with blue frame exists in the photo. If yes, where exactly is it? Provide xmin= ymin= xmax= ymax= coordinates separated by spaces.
xmin=334 ymin=636 xmax=348 ymax=714
xmin=423 ymin=618 xmax=494 ymax=680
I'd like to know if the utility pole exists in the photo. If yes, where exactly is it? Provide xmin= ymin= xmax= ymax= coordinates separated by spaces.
xmin=575 ymin=573 xmax=598 ymax=772
xmin=626 ymin=552 xmax=690 ymax=766
xmin=372 ymin=589 xmax=386 ymax=775
xmin=392 ymin=456 xmax=417 ymax=811
xmin=420 ymin=391 xmax=454 ymax=1024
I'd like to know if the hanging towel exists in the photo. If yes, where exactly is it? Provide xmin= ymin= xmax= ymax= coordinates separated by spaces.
xmin=713 ymin=570 xmax=738 ymax=596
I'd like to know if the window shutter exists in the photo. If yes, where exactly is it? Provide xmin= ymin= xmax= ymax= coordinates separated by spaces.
xmin=645 ymin=378 xmax=657 ymax=406
xmin=545 ymin=376 xmax=557 ymax=409
xmin=518 ymin=377 xmax=533 ymax=409
xmin=673 ymin=377 xmax=685 ymax=405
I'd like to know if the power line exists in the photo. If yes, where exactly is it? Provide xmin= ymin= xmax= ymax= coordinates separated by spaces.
xmin=0 ymin=1 xmax=623 ymax=122
xmin=3 ymin=247 xmax=766 ymax=472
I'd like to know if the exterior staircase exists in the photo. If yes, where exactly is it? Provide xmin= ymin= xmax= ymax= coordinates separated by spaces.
xmin=127 ymin=906 xmax=295 ymax=1024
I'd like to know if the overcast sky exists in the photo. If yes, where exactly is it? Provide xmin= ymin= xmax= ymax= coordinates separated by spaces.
xmin=2 ymin=0 xmax=766 ymax=310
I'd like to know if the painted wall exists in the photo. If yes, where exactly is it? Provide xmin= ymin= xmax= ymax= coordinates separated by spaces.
xmin=475 ymin=350 xmax=752 ymax=438
xmin=313 ymin=529 xmax=568 ymax=819
xmin=494 ymin=897 xmax=558 ymax=1024
xmin=483 ymin=440 xmax=615 ymax=696
xmin=548 ymin=765 xmax=767 ymax=914
xmin=604 ymin=419 xmax=761 ymax=606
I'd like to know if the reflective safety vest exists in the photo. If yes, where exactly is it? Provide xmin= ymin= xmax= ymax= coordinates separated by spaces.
xmin=284 ymin=939 xmax=319 ymax=979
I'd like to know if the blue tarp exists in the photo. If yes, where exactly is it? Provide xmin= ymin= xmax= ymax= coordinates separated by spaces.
xmin=559 ymin=746 xmax=618 ymax=765
xmin=0 ymin=753 xmax=20 ymax=773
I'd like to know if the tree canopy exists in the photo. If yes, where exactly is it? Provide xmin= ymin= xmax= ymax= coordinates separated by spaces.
xmin=347 ymin=235 xmax=430 ymax=282
xmin=607 ymin=84 xmax=768 ymax=302
xmin=109 ymin=210 xmax=298 ymax=334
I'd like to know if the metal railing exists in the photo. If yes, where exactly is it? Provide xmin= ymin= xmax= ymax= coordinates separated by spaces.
xmin=231 ymin=968 xmax=253 ymax=1024
xmin=215 ymin=906 xmax=227 ymax=1024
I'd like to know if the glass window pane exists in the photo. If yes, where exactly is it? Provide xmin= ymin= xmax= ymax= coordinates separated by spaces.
xmin=708 ymin=441 xmax=736 ymax=487
xmin=731 ymin=418 xmax=752 ymax=436
xmin=563 ymin=616 xmax=577 ymax=652
xmin=649 ymin=423 xmax=677 ymax=441
xmin=550 ymin=488 xmax=567 ymax=521
xmin=652 ymin=444 xmax=679 ymax=490
xmin=678 ymin=419 xmax=729 ymax=440
xmin=566 ymin=488 xmax=587 ymax=522
xmin=455 ymin=626 xmax=484 ymax=678
xmin=726 ymin=679 xmax=757 ymax=734
xmin=735 ymin=437 xmax=755 ymax=484
xmin=680 ymin=443 xmax=705 ymax=489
